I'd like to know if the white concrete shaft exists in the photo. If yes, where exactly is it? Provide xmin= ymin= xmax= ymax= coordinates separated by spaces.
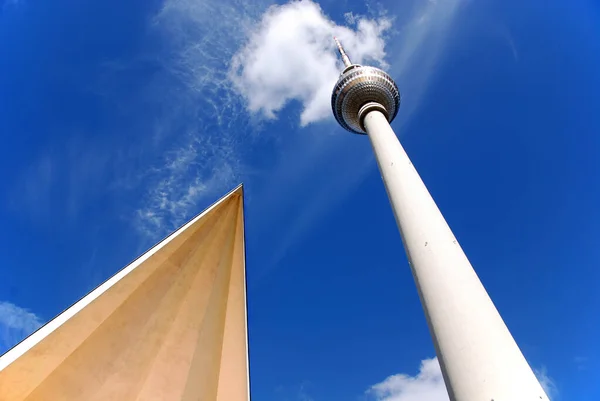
xmin=363 ymin=110 xmax=549 ymax=401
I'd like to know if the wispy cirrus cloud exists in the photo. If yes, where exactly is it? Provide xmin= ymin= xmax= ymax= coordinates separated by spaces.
xmin=273 ymin=382 xmax=316 ymax=401
xmin=1 ymin=0 xmax=21 ymax=12
xmin=134 ymin=134 xmax=239 ymax=238
xmin=125 ymin=0 xmax=264 ymax=240
xmin=9 ymin=136 xmax=116 ymax=224
xmin=535 ymin=366 xmax=558 ymax=399
xmin=573 ymin=356 xmax=587 ymax=371
xmin=0 ymin=301 xmax=43 ymax=354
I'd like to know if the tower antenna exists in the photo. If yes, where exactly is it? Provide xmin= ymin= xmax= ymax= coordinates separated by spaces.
xmin=333 ymin=36 xmax=352 ymax=68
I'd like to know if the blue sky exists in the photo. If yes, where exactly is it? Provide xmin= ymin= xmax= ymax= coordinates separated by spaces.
xmin=1 ymin=0 xmax=599 ymax=399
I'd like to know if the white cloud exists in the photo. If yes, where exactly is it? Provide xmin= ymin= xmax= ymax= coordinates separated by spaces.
xmin=229 ymin=0 xmax=391 ymax=126
xmin=0 ymin=301 xmax=43 ymax=354
xmin=369 ymin=357 xmax=449 ymax=401
xmin=370 ymin=358 xmax=557 ymax=401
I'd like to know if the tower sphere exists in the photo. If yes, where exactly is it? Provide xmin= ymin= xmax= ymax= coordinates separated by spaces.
xmin=331 ymin=64 xmax=400 ymax=135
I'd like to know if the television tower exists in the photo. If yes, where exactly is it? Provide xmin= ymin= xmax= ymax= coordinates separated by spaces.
xmin=331 ymin=38 xmax=549 ymax=401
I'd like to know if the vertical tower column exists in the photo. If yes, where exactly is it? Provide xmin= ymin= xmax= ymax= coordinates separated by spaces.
xmin=330 ymin=36 xmax=550 ymax=400
xmin=362 ymin=109 xmax=548 ymax=401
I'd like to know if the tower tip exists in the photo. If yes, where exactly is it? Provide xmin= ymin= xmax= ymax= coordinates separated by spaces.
xmin=333 ymin=36 xmax=352 ymax=68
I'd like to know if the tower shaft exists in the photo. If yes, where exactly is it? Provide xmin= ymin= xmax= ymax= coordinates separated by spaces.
xmin=362 ymin=110 xmax=548 ymax=400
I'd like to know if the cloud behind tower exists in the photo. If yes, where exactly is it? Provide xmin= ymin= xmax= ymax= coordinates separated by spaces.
xmin=229 ymin=0 xmax=391 ymax=126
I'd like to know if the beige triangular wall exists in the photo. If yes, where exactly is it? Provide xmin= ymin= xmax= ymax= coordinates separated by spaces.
xmin=0 ymin=186 xmax=249 ymax=401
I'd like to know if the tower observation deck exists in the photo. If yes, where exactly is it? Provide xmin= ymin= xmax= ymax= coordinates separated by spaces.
xmin=331 ymin=36 xmax=400 ymax=134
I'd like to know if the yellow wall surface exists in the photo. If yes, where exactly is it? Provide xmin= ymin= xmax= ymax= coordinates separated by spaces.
xmin=0 ymin=187 xmax=249 ymax=401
